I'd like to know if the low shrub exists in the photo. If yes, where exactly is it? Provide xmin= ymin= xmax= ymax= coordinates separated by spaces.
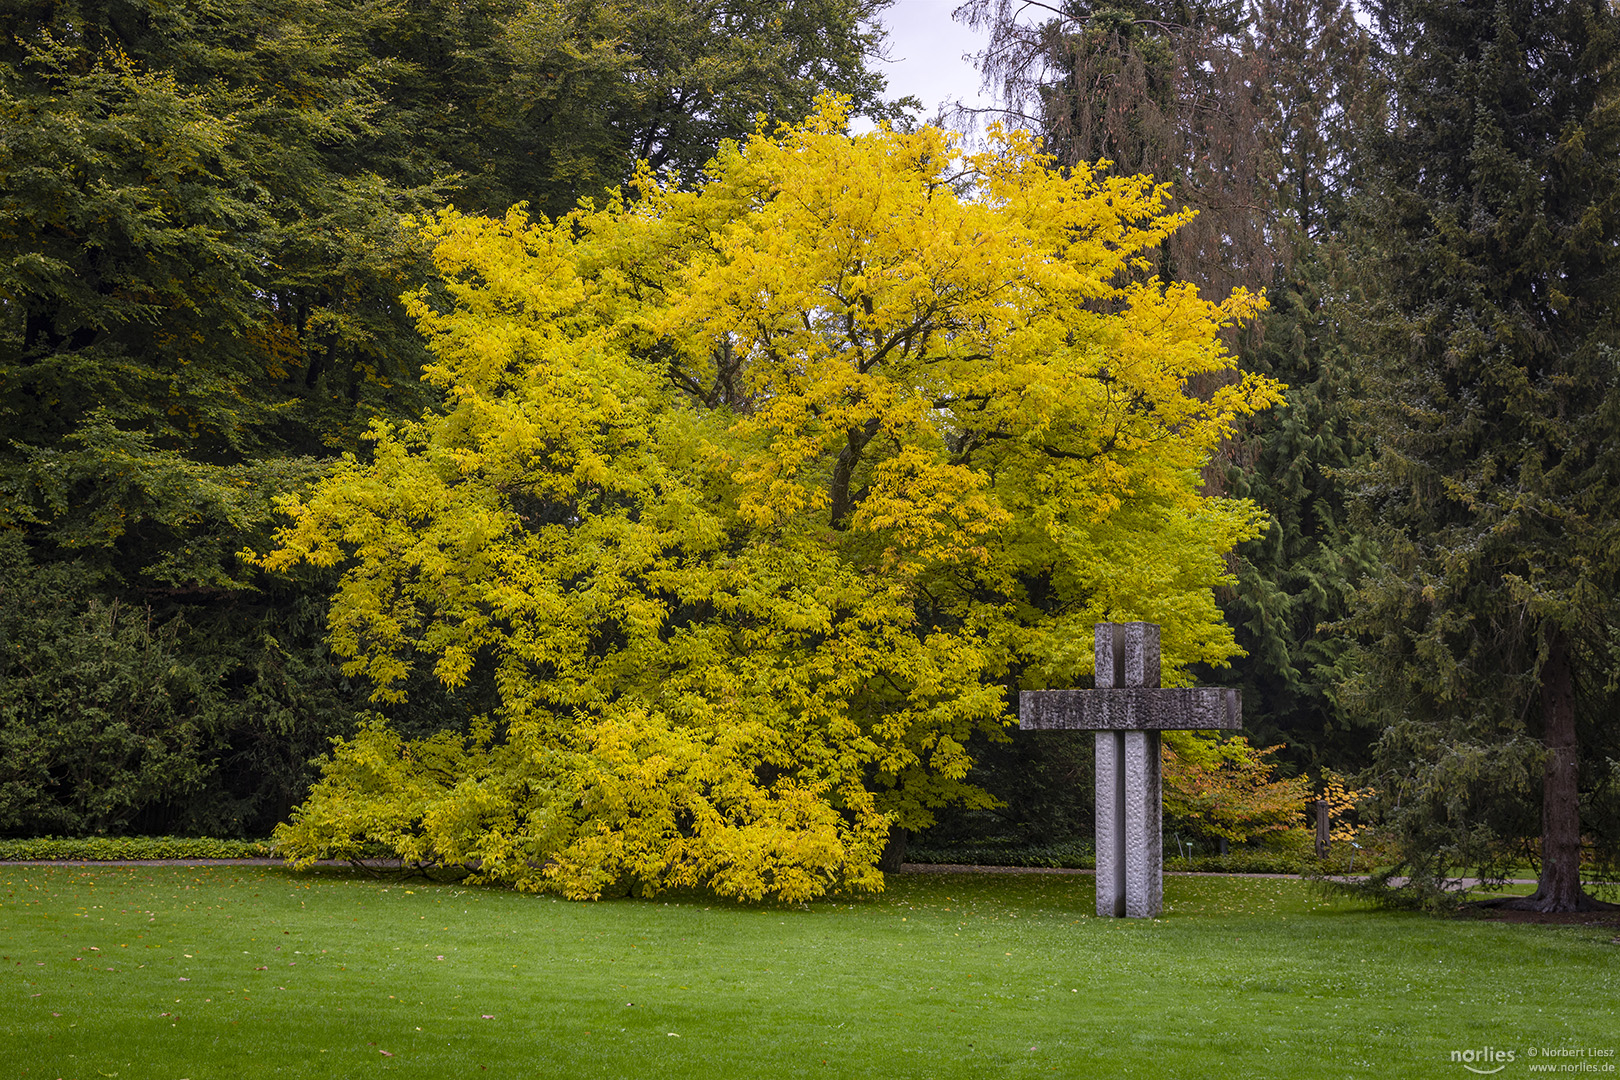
xmin=907 ymin=840 xmax=1096 ymax=869
xmin=0 ymin=836 xmax=274 ymax=861
xmin=906 ymin=840 xmax=1318 ymax=875
xmin=1164 ymin=851 xmax=1312 ymax=875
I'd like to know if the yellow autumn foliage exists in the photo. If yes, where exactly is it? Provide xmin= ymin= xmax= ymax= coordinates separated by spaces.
xmin=1161 ymin=734 xmax=1314 ymax=844
xmin=259 ymin=99 xmax=1282 ymax=900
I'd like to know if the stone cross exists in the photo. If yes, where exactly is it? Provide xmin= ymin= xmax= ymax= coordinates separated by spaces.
xmin=1019 ymin=623 xmax=1241 ymax=918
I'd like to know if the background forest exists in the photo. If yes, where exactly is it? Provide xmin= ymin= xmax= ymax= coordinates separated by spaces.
xmin=2 ymin=0 xmax=1617 ymax=910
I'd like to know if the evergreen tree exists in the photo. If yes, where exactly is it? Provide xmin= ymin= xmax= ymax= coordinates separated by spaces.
xmin=959 ymin=0 xmax=1273 ymax=298
xmin=0 ymin=0 xmax=444 ymax=833
xmin=1218 ymin=243 xmax=1381 ymax=773
xmin=0 ymin=0 xmax=898 ymax=836
xmin=954 ymin=0 xmax=1380 ymax=794
xmin=1213 ymin=0 xmax=1380 ymax=774
xmin=375 ymin=0 xmax=900 ymax=220
xmin=1349 ymin=0 xmax=1620 ymax=910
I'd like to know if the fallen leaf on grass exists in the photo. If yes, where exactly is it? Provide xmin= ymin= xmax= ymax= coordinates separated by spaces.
xmin=481 ymin=1015 xmax=495 ymax=1020
xmin=379 ymin=1050 xmax=393 ymax=1057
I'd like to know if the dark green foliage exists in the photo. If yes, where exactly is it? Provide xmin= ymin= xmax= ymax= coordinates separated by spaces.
xmin=0 ymin=544 xmax=210 ymax=835
xmin=1213 ymin=245 xmax=1382 ymax=774
xmin=0 ymin=533 xmax=497 ymax=838
xmin=0 ymin=536 xmax=349 ymax=837
xmin=1200 ymin=1 xmax=1379 ymax=776
xmin=917 ymin=730 xmax=1096 ymax=850
xmin=451 ymin=0 xmax=901 ymax=219
xmin=0 ymin=835 xmax=273 ymax=860
xmin=0 ymin=0 xmax=895 ymax=838
xmin=0 ymin=1 xmax=444 ymax=471
xmin=1347 ymin=0 xmax=1620 ymax=905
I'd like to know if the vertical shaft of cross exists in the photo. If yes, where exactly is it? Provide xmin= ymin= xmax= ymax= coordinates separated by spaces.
xmin=1095 ymin=730 xmax=1125 ymax=916
xmin=1123 ymin=728 xmax=1162 ymax=917
xmin=1093 ymin=623 xmax=1163 ymax=918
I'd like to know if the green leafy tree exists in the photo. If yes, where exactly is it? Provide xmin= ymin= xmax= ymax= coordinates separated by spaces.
xmin=368 ymin=0 xmax=903 ymax=219
xmin=262 ymin=104 xmax=1280 ymax=900
xmin=0 ymin=0 xmax=901 ymax=835
xmin=1348 ymin=0 xmax=1620 ymax=911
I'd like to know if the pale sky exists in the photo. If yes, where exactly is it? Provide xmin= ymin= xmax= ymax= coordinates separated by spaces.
xmin=871 ymin=0 xmax=997 ymax=123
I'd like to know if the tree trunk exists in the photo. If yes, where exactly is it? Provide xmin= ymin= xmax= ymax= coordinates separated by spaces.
xmin=827 ymin=418 xmax=880 ymax=528
xmin=877 ymin=825 xmax=908 ymax=874
xmin=1519 ymin=625 xmax=1596 ymax=912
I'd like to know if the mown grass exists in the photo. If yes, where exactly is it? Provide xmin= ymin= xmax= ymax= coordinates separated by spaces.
xmin=2 ymin=865 xmax=1614 ymax=1079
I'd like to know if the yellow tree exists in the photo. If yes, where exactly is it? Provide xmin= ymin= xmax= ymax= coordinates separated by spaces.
xmin=258 ymin=99 xmax=1281 ymax=901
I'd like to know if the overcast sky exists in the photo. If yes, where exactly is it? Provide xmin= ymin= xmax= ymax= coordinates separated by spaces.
xmin=871 ymin=0 xmax=997 ymax=122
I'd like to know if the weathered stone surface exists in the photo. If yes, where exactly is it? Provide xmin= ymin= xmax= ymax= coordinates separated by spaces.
xmin=1095 ymin=622 xmax=1160 ymax=690
xmin=1123 ymin=730 xmax=1162 ymax=918
xmin=1020 ymin=621 xmax=1241 ymax=918
xmin=1095 ymin=731 xmax=1125 ymax=917
xmin=1016 ymin=687 xmax=1242 ymax=731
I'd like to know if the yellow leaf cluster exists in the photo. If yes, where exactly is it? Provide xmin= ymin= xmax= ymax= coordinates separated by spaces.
xmin=1161 ymin=732 xmax=1314 ymax=844
xmin=1319 ymin=769 xmax=1377 ymax=845
xmin=261 ymin=98 xmax=1281 ymax=900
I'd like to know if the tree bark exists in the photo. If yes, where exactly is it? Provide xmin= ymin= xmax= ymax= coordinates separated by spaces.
xmin=877 ymin=825 xmax=908 ymax=873
xmin=827 ymin=417 xmax=880 ymax=528
xmin=1511 ymin=625 xmax=1606 ymax=912
xmin=1530 ymin=626 xmax=1583 ymax=909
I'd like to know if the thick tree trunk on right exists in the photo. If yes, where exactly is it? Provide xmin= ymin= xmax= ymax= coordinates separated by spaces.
xmin=1508 ymin=626 xmax=1607 ymax=912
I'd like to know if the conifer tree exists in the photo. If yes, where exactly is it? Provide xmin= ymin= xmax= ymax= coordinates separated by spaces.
xmin=1207 ymin=0 xmax=1378 ymax=772
xmin=959 ymin=0 xmax=1273 ymax=298
xmin=1350 ymin=0 xmax=1620 ymax=910
xmin=952 ymin=0 xmax=1379 ymax=793
xmin=0 ymin=0 xmax=898 ymax=836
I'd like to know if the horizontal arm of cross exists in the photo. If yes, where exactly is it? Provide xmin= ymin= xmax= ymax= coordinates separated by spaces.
xmin=1018 ymin=688 xmax=1242 ymax=731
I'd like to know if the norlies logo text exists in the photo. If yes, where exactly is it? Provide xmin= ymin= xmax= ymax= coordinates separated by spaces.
xmin=1453 ymin=1048 xmax=1517 ymax=1075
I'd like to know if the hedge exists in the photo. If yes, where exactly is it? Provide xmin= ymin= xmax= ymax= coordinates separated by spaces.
xmin=0 ymin=836 xmax=275 ymax=861
xmin=906 ymin=842 xmax=1315 ymax=876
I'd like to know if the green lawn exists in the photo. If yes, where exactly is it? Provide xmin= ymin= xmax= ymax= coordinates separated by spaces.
xmin=2 ymin=865 xmax=1614 ymax=1079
